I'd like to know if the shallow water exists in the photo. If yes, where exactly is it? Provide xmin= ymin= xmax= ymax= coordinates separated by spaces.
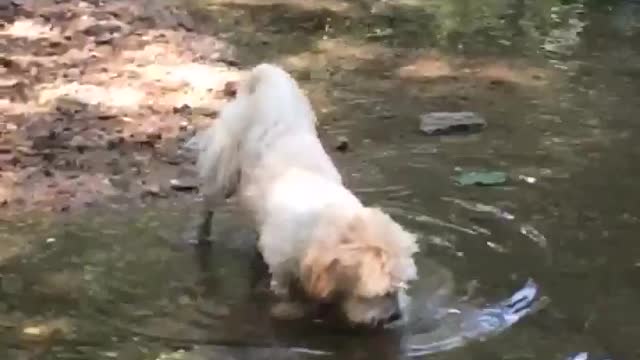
xmin=2 ymin=0 xmax=640 ymax=359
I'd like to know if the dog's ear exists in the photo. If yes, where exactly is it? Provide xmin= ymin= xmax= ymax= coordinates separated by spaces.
xmin=353 ymin=245 xmax=394 ymax=297
xmin=300 ymin=244 xmax=339 ymax=299
xmin=345 ymin=214 xmax=394 ymax=297
xmin=347 ymin=208 xmax=419 ymax=297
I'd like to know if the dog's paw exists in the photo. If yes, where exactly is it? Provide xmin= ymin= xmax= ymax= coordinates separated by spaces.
xmin=269 ymin=278 xmax=290 ymax=297
xmin=180 ymin=230 xmax=202 ymax=245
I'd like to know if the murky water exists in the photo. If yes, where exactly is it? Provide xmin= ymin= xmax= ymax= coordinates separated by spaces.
xmin=2 ymin=0 xmax=640 ymax=359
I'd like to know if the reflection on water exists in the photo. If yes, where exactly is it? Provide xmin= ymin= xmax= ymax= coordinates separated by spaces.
xmin=2 ymin=0 xmax=640 ymax=359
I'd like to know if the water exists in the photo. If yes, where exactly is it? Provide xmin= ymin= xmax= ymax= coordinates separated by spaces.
xmin=2 ymin=0 xmax=640 ymax=359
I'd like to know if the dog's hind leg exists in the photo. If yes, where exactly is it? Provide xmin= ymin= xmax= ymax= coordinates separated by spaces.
xmin=196 ymin=208 xmax=214 ymax=244
xmin=193 ymin=179 xmax=238 ymax=244
xmin=250 ymin=239 xmax=270 ymax=292
xmin=181 ymin=206 xmax=213 ymax=245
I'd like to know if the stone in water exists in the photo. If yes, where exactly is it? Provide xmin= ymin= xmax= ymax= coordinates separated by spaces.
xmin=419 ymin=112 xmax=486 ymax=135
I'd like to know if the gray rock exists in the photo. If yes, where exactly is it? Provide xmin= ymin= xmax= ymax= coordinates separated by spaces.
xmin=169 ymin=178 xmax=198 ymax=192
xmin=335 ymin=136 xmax=349 ymax=152
xmin=419 ymin=112 xmax=486 ymax=135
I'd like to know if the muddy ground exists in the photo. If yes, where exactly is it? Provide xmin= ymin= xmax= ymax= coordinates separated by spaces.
xmin=0 ymin=0 xmax=242 ymax=218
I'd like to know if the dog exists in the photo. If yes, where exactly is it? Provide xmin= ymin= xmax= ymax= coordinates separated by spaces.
xmin=188 ymin=64 xmax=419 ymax=327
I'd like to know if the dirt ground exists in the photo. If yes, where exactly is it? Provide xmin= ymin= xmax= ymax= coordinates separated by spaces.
xmin=0 ymin=0 xmax=242 ymax=219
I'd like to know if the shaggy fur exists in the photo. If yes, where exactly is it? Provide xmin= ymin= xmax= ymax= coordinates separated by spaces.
xmin=188 ymin=64 xmax=419 ymax=326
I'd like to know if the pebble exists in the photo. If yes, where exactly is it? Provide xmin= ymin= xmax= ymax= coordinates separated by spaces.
xmin=335 ymin=136 xmax=349 ymax=152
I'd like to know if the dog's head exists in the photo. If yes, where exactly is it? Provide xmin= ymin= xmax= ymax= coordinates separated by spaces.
xmin=300 ymin=207 xmax=418 ymax=327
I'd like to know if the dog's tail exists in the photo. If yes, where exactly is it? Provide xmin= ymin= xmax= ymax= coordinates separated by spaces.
xmin=187 ymin=63 xmax=315 ymax=197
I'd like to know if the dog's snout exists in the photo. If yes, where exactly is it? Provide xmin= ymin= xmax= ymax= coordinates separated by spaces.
xmin=387 ymin=310 xmax=401 ymax=323
xmin=386 ymin=294 xmax=402 ymax=323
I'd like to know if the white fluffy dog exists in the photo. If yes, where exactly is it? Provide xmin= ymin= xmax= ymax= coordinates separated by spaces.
xmin=189 ymin=64 xmax=419 ymax=326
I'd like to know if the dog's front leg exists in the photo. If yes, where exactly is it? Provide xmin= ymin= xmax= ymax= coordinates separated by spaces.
xmin=269 ymin=272 xmax=309 ymax=321
xmin=194 ymin=185 xmax=232 ymax=244
xmin=194 ymin=181 xmax=238 ymax=244
xmin=270 ymin=270 xmax=294 ymax=298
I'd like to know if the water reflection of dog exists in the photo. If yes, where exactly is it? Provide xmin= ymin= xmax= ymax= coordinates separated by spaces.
xmin=188 ymin=64 xmax=420 ymax=327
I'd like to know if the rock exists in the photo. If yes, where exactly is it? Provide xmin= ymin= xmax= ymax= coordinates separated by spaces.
xmin=169 ymin=178 xmax=198 ymax=192
xmin=173 ymin=104 xmax=191 ymax=115
xmin=20 ymin=318 xmax=73 ymax=343
xmin=82 ymin=21 xmax=123 ymax=37
xmin=142 ymin=183 xmax=167 ymax=198
xmin=109 ymin=176 xmax=130 ymax=191
xmin=106 ymin=136 xmax=124 ymax=150
xmin=190 ymin=106 xmax=218 ymax=117
xmin=130 ymin=132 xmax=158 ymax=147
xmin=94 ymin=32 xmax=115 ymax=44
xmin=159 ymin=143 xmax=184 ymax=164
xmin=146 ymin=131 xmax=162 ymax=143
xmin=454 ymin=171 xmax=507 ymax=186
xmin=222 ymin=81 xmax=237 ymax=98
xmin=106 ymin=157 xmax=125 ymax=175
xmin=177 ymin=14 xmax=195 ymax=31
xmin=335 ymin=136 xmax=349 ymax=152
xmin=40 ymin=40 xmax=67 ymax=57
xmin=419 ymin=112 xmax=487 ymax=135
xmin=199 ymin=301 xmax=230 ymax=317
xmin=0 ymin=77 xmax=20 ymax=88
xmin=16 ymin=146 xmax=37 ymax=156
xmin=69 ymin=135 xmax=92 ymax=152
xmin=32 ymin=131 xmax=61 ymax=150
xmin=55 ymin=97 xmax=87 ymax=115
xmin=41 ymin=152 xmax=56 ymax=162
xmin=97 ymin=113 xmax=117 ymax=121
xmin=1 ymin=274 xmax=23 ymax=294
xmin=0 ymin=152 xmax=19 ymax=165
xmin=64 ymin=67 xmax=81 ymax=80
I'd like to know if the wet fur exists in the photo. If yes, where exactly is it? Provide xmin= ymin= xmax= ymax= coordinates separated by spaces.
xmin=188 ymin=64 xmax=419 ymax=326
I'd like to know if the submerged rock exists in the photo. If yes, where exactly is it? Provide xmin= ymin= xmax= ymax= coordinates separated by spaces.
xmin=453 ymin=171 xmax=507 ymax=186
xmin=419 ymin=112 xmax=486 ymax=135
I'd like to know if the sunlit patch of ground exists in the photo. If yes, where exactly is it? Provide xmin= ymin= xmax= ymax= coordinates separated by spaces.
xmin=0 ymin=0 xmax=241 ymax=217
xmin=0 ymin=18 xmax=61 ymax=40
xmin=206 ymin=0 xmax=356 ymax=13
